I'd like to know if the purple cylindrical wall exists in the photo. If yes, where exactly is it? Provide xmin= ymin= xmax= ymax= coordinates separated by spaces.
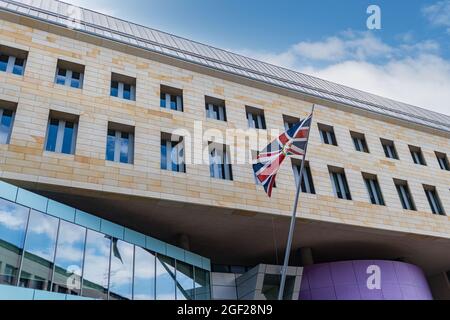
xmin=299 ymin=260 xmax=433 ymax=300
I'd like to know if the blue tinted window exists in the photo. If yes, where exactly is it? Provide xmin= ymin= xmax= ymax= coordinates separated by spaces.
xmin=160 ymin=93 xmax=166 ymax=108
xmin=194 ymin=268 xmax=211 ymax=300
xmin=133 ymin=247 xmax=155 ymax=300
xmin=0 ymin=55 xmax=8 ymax=72
xmin=160 ymin=140 xmax=167 ymax=170
xmin=61 ymin=122 xmax=75 ymax=154
xmin=12 ymin=58 xmax=24 ymax=76
xmin=56 ymin=69 xmax=66 ymax=85
xmin=106 ymin=130 xmax=116 ymax=161
xmin=52 ymin=221 xmax=86 ymax=295
xmin=20 ymin=210 xmax=59 ymax=291
xmin=120 ymin=132 xmax=130 ymax=164
xmin=45 ymin=119 xmax=59 ymax=152
xmin=0 ymin=109 xmax=13 ymax=144
xmin=109 ymin=239 xmax=134 ymax=300
xmin=0 ymin=199 xmax=29 ymax=286
xmin=71 ymin=72 xmax=81 ymax=88
xmin=110 ymin=81 xmax=119 ymax=97
xmin=176 ymin=261 xmax=195 ymax=300
xmin=156 ymin=255 xmax=176 ymax=300
xmin=170 ymin=95 xmax=177 ymax=110
xmin=123 ymin=84 xmax=131 ymax=100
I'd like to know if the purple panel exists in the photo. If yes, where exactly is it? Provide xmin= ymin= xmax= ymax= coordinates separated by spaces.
xmin=310 ymin=287 xmax=336 ymax=300
xmin=299 ymin=260 xmax=432 ymax=301
xmin=334 ymin=284 xmax=361 ymax=300
xmin=331 ymin=261 xmax=357 ymax=285
xmin=307 ymin=263 xmax=333 ymax=289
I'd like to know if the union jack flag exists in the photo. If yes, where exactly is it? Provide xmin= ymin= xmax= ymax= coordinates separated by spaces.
xmin=253 ymin=114 xmax=312 ymax=197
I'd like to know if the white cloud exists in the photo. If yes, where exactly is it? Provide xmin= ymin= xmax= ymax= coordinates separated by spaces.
xmin=423 ymin=0 xmax=450 ymax=33
xmin=234 ymin=32 xmax=450 ymax=116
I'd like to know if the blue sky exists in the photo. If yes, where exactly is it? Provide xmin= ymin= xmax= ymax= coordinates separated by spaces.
xmin=69 ymin=0 xmax=450 ymax=115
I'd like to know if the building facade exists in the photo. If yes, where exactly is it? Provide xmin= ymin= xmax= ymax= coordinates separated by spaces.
xmin=0 ymin=0 xmax=449 ymax=300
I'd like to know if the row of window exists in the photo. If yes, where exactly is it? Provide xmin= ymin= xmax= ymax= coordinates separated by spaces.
xmin=0 ymin=105 xmax=448 ymax=215
xmin=318 ymin=125 xmax=450 ymax=170
xmin=2 ymin=45 xmax=449 ymax=171
xmin=0 ymin=197 xmax=210 ymax=300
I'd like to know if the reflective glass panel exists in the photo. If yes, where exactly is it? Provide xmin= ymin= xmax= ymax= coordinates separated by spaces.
xmin=45 ymin=119 xmax=59 ymax=152
xmin=155 ymin=255 xmax=176 ymax=300
xmin=20 ymin=210 xmax=59 ymax=291
xmin=123 ymin=84 xmax=131 ymax=100
xmin=0 ymin=199 xmax=29 ymax=286
xmin=0 ymin=55 xmax=8 ymax=72
xmin=120 ymin=132 xmax=129 ymax=164
xmin=82 ymin=230 xmax=111 ymax=300
xmin=176 ymin=261 xmax=194 ymax=300
xmin=110 ymin=81 xmax=119 ymax=97
xmin=13 ymin=58 xmax=24 ymax=75
xmin=0 ymin=109 xmax=13 ymax=144
xmin=52 ymin=221 xmax=86 ymax=295
xmin=109 ymin=239 xmax=134 ymax=300
xmin=133 ymin=247 xmax=155 ymax=300
xmin=194 ymin=268 xmax=211 ymax=300
xmin=61 ymin=121 xmax=75 ymax=154
xmin=70 ymin=72 xmax=81 ymax=88
xmin=106 ymin=130 xmax=116 ymax=161
xmin=56 ymin=68 xmax=66 ymax=85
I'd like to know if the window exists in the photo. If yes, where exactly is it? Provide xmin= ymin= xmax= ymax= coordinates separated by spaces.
xmin=423 ymin=185 xmax=445 ymax=216
xmin=205 ymin=96 xmax=226 ymax=121
xmin=0 ymin=102 xmax=16 ymax=144
xmin=133 ymin=247 xmax=156 ymax=300
xmin=0 ymin=199 xmax=29 ymax=286
xmin=318 ymin=124 xmax=338 ymax=146
xmin=329 ymin=166 xmax=352 ymax=200
xmin=110 ymin=73 xmax=136 ymax=101
xmin=156 ymin=255 xmax=176 ymax=300
xmin=381 ymin=138 xmax=399 ymax=160
xmin=55 ymin=60 xmax=85 ymax=89
xmin=351 ymin=131 xmax=369 ymax=153
xmin=109 ymin=239 xmax=134 ymax=300
xmin=194 ymin=267 xmax=211 ymax=300
xmin=0 ymin=45 xmax=27 ymax=76
xmin=394 ymin=179 xmax=416 ymax=211
xmin=209 ymin=142 xmax=233 ymax=180
xmin=435 ymin=152 xmax=449 ymax=171
xmin=160 ymin=85 xmax=183 ymax=112
xmin=363 ymin=173 xmax=384 ymax=205
xmin=20 ymin=210 xmax=59 ymax=291
xmin=176 ymin=261 xmax=195 ymax=300
xmin=246 ymin=106 xmax=266 ymax=129
xmin=161 ymin=133 xmax=185 ymax=173
xmin=292 ymin=159 xmax=315 ymax=194
xmin=283 ymin=115 xmax=300 ymax=131
xmin=409 ymin=145 xmax=426 ymax=166
xmin=44 ymin=111 xmax=78 ymax=155
xmin=106 ymin=123 xmax=134 ymax=164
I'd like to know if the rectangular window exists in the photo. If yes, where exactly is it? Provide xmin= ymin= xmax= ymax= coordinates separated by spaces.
xmin=0 ymin=103 xmax=16 ymax=144
xmin=160 ymin=85 xmax=183 ymax=112
xmin=318 ymin=124 xmax=338 ymax=146
xmin=156 ymin=255 xmax=176 ymax=300
xmin=329 ymin=166 xmax=352 ymax=200
xmin=409 ymin=145 xmax=426 ymax=166
xmin=110 ymin=73 xmax=136 ymax=101
xmin=106 ymin=122 xmax=134 ymax=164
xmin=44 ymin=111 xmax=79 ymax=155
xmin=363 ymin=173 xmax=385 ymax=205
xmin=435 ymin=152 xmax=449 ymax=171
xmin=292 ymin=160 xmax=315 ymax=194
xmin=205 ymin=96 xmax=226 ymax=121
xmin=394 ymin=179 xmax=416 ymax=211
xmin=423 ymin=185 xmax=445 ymax=216
xmin=0 ymin=45 xmax=28 ymax=76
xmin=246 ymin=106 xmax=266 ymax=129
xmin=283 ymin=115 xmax=300 ymax=131
xmin=381 ymin=138 xmax=399 ymax=160
xmin=55 ymin=60 xmax=85 ymax=89
xmin=161 ymin=133 xmax=186 ymax=173
xmin=209 ymin=142 xmax=233 ymax=180
xmin=351 ymin=131 xmax=369 ymax=153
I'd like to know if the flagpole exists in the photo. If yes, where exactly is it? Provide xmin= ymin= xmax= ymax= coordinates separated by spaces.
xmin=277 ymin=104 xmax=316 ymax=301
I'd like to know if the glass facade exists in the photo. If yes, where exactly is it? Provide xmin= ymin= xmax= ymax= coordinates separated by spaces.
xmin=0 ymin=187 xmax=211 ymax=300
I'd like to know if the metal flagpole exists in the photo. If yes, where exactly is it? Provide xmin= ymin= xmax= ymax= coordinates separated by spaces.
xmin=277 ymin=104 xmax=316 ymax=301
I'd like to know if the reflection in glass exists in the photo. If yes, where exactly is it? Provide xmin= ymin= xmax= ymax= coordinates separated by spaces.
xmin=0 ymin=199 xmax=29 ymax=285
xmin=0 ymin=109 xmax=14 ymax=145
xmin=45 ymin=119 xmax=59 ymax=152
xmin=176 ymin=261 xmax=194 ymax=300
xmin=133 ymin=247 xmax=155 ymax=300
xmin=52 ymin=221 xmax=86 ymax=295
xmin=20 ymin=210 xmax=59 ymax=291
xmin=155 ymin=255 xmax=176 ymax=300
xmin=106 ymin=130 xmax=116 ymax=161
xmin=82 ymin=230 xmax=111 ymax=300
xmin=194 ymin=268 xmax=211 ymax=300
xmin=109 ymin=239 xmax=134 ymax=300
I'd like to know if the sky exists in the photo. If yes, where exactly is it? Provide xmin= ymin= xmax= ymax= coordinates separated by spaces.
xmin=67 ymin=0 xmax=450 ymax=116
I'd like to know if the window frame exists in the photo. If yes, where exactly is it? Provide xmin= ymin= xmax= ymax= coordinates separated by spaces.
xmin=409 ymin=145 xmax=426 ymax=166
xmin=0 ymin=107 xmax=16 ymax=144
xmin=363 ymin=174 xmax=385 ymax=206
xmin=329 ymin=167 xmax=352 ymax=200
xmin=106 ymin=124 xmax=135 ymax=165
xmin=160 ymin=85 xmax=184 ymax=112
xmin=394 ymin=180 xmax=416 ymax=211
xmin=423 ymin=185 xmax=445 ymax=216
xmin=381 ymin=138 xmax=399 ymax=160
xmin=292 ymin=160 xmax=315 ymax=194
xmin=246 ymin=106 xmax=266 ymax=130
xmin=318 ymin=124 xmax=338 ymax=146
xmin=435 ymin=152 xmax=449 ymax=171
xmin=161 ymin=133 xmax=186 ymax=173
xmin=44 ymin=117 xmax=78 ymax=155
xmin=209 ymin=142 xmax=233 ymax=181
